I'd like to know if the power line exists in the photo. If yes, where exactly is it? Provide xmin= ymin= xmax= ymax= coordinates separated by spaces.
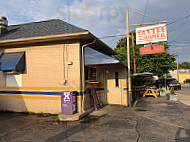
xmin=167 ymin=14 xmax=190 ymax=26
xmin=172 ymin=27 xmax=190 ymax=42
xmin=168 ymin=18 xmax=190 ymax=34
xmin=99 ymin=33 xmax=190 ymax=47
xmin=169 ymin=41 xmax=190 ymax=44
xmin=99 ymin=34 xmax=126 ymax=39
xmin=100 ymin=13 xmax=190 ymax=40
xmin=169 ymin=42 xmax=190 ymax=46
xmin=99 ymin=30 xmax=136 ymax=39
xmin=142 ymin=0 xmax=149 ymax=23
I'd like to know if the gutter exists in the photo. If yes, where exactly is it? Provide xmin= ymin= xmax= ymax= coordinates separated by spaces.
xmin=81 ymin=39 xmax=96 ymax=112
xmin=0 ymin=31 xmax=89 ymax=45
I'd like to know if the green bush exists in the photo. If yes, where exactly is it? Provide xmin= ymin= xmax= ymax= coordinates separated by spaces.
xmin=55 ymin=116 xmax=60 ymax=123
xmin=170 ymin=87 xmax=175 ymax=95
xmin=158 ymin=89 xmax=164 ymax=93
xmin=184 ymin=79 xmax=190 ymax=83
xmin=167 ymin=74 xmax=172 ymax=78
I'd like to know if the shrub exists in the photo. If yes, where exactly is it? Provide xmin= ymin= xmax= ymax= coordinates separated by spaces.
xmin=55 ymin=116 xmax=60 ymax=123
xmin=170 ymin=87 xmax=175 ymax=95
xmin=184 ymin=79 xmax=190 ymax=83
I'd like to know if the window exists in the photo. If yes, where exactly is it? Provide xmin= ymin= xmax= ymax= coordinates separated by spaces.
xmin=0 ymin=51 xmax=25 ymax=72
xmin=85 ymin=66 xmax=97 ymax=81
xmin=115 ymin=72 xmax=119 ymax=87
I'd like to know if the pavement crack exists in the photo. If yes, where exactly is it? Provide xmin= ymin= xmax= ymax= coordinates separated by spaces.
xmin=64 ymin=122 xmax=70 ymax=142
xmin=135 ymin=120 xmax=140 ymax=142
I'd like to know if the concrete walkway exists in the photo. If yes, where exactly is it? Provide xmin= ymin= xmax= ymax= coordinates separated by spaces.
xmin=0 ymin=96 xmax=190 ymax=142
xmin=177 ymin=93 xmax=190 ymax=106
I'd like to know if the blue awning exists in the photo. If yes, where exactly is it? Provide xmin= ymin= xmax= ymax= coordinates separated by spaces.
xmin=84 ymin=47 xmax=120 ymax=65
xmin=0 ymin=52 xmax=25 ymax=72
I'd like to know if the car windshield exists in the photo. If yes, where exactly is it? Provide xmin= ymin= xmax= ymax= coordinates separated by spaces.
xmin=169 ymin=79 xmax=178 ymax=84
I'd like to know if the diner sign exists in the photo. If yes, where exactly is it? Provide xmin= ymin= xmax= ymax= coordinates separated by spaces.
xmin=136 ymin=24 xmax=167 ymax=45
xmin=139 ymin=45 xmax=165 ymax=55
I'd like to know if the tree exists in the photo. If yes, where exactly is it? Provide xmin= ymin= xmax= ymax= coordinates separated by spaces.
xmin=114 ymin=36 xmax=176 ymax=78
xmin=179 ymin=62 xmax=190 ymax=69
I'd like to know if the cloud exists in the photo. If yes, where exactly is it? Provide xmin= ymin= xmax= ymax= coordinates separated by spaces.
xmin=0 ymin=0 xmax=189 ymax=62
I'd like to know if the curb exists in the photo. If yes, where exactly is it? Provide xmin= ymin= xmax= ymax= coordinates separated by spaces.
xmin=176 ymin=92 xmax=190 ymax=106
xmin=58 ymin=108 xmax=95 ymax=121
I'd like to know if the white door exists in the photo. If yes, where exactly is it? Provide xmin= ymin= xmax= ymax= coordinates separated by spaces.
xmin=106 ymin=69 xmax=122 ymax=104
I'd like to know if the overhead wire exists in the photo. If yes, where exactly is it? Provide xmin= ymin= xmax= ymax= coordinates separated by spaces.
xmin=142 ymin=0 xmax=149 ymax=23
xmin=167 ymin=14 xmax=190 ymax=25
xmin=172 ymin=27 xmax=190 ymax=42
xmin=99 ymin=34 xmax=126 ymax=39
xmin=168 ymin=18 xmax=190 ymax=34
xmin=99 ymin=11 xmax=190 ymax=52
xmin=100 ymin=14 xmax=190 ymax=40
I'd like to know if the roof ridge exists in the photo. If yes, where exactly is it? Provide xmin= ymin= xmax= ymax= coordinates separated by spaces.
xmin=8 ymin=19 xmax=87 ymax=31
xmin=0 ymin=18 xmax=89 ymax=44
xmin=59 ymin=19 xmax=87 ymax=31
xmin=8 ymin=19 xmax=61 ymax=27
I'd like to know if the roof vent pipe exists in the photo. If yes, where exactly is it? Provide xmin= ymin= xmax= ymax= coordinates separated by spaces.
xmin=0 ymin=16 xmax=8 ymax=35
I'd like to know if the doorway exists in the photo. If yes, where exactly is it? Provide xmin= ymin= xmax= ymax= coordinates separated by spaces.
xmin=106 ymin=69 xmax=122 ymax=104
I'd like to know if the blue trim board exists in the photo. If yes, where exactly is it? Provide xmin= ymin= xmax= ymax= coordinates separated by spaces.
xmin=0 ymin=91 xmax=61 ymax=95
xmin=123 ymin=88 xmax=128 ymax=91
xmin=0 ymin=87 xmax=105 ymax=96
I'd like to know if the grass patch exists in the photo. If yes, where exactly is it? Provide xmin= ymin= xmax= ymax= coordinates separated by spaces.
xmin=55 ymin=115 xmax=60 ymax=123
xmin=21 ymin=111 xmax=52 ymax=117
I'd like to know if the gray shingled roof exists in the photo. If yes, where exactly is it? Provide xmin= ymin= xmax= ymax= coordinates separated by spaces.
xmin=0 ymin=19 xmax=87 ymax=41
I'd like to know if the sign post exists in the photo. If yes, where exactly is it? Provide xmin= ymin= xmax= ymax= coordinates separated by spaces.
xmin=125 ymin=9 xmax=170 ymax=106
xmin=126 ymin=9 xmax=132 ymax=107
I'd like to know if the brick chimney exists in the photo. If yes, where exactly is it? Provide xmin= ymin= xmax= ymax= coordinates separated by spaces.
xmin=0 ymin=16 xmax=8 ymax=35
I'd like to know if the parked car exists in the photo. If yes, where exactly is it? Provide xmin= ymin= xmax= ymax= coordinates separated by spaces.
xmin=155 ymin=78 xmax=181 ymax=90
xmin=166 ymin=78 xmax=181 ymax=90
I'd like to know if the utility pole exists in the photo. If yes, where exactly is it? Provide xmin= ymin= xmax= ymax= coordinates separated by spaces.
xmin=176 ymin=48 xmax=179 ymax=81
xmin=132 ymin=31 xmax=136 ymax=73
xmin=126 ymin=9 xmax=132 ymax=107
xmin=173 ymin=47 xmax=181 ymax=81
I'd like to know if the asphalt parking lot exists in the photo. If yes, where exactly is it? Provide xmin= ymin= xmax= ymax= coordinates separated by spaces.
xmin=177 ymin=84 xmax=190 ymax=106
xmin=0 ymin=96 xmax=190 ymax=142
xmin=177 ymin=84 xmax=190 ymax=96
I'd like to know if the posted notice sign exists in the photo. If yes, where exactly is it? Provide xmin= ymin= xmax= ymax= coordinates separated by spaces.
xmin=136 ymin=24 xmax=167 ymax=45
xmin=139 ymin=45 xmax=165 ymax=55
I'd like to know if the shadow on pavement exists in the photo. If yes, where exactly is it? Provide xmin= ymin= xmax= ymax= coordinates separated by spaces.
xmin=175 ymin=128 xmax=190 ymax=141
xmin=0 ymin=112 xmax=23 ymax=121
xmin=45 ymin=114 xmax=106 ymax=142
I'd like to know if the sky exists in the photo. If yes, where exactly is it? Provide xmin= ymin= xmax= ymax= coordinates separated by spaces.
xmin=0 ymin=0 xmax=190 ymax=63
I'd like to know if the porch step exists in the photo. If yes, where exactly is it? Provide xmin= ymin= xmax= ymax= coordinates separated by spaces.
xmin=58 ymin=107 xmax=94 ymax=121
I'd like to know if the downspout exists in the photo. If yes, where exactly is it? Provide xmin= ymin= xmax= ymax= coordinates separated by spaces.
xmin=81 ymin=39 xmax=96 ymax=112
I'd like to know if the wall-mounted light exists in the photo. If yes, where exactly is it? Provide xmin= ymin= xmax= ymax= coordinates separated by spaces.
xmin=67 ymin=61 xmax=73 ymax=65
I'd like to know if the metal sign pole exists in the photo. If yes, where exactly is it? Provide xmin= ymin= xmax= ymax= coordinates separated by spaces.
xmin=126 ymin=9 xmax=132 ymax=107
xmin=132 ymin=31 xmax=136 ymax=73
xmin=176 ymin=48 xmax=179 ymax=81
